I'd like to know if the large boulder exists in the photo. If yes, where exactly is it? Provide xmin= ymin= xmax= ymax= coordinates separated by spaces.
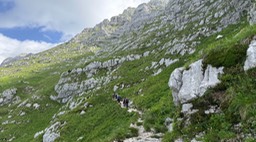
xmin=168 ymin=60 xmax=224 ymax=105
xmin=244 ymin=40 xmax=256 ymax=71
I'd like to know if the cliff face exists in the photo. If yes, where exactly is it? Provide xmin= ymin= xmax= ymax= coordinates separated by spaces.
xmin=0 ymin=0 xmax=256 ymax=142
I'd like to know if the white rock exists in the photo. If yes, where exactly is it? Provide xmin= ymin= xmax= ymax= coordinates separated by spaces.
xmin=179 ymin=60 xmax=204 ymax=103
xmin=169 ymin=59 xmax=224 ymax=105
xmin=150 ymin=62 xmax=158 ymax=69
xmin=113 ymin=85 xmax=119 ymax=92
xmin=244 ymin=40 xmax=256 ymax=71
xmin=2 ymin=120 xmax=9 ymax=125
xmin=159 ymin=58 xmax=165 ymax=66
xmin=20 ymin=112 xmax=26 ymax=116
xmin=165 ymin=59 xmax=179 ymax=67
xmin=164 ymin=117 xmax=173 ymax=132
xmin=181 ymin=103 xmax=193 ymax=114
xmin=57 ymin=111 xmax=66 ymax=116
xmin=33 ymin=103 xmax=40 ymax=109
xmin=168 ymin=67 xmax=184 ymax=106
xmin=153 ymin=68 xmax=162 ymax=76
xmin=216 ymin=35 xmax=223 ymax=39
xmin=199 ymin=65 xmax=224 ymax=95
xmin=2 ymin=88 xmax=17 ymax=100
xmin=80 ymin=110 xmax=86 ymax=115
xmin=26 ymin=103 xmax=32 ymax=108
xmin=143 ymin=51 xmax=150 ymax=57
xmin=43 ymin=122 xmax=61 ymax=142
xmin=34 ymin=130 xmax=45 ymax=138
xmin=77 ymin=136 xmax=84 ymax=141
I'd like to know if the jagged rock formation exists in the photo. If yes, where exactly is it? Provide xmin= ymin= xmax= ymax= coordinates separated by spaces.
xmin=168 ymin=60 xmax=224 ymax=105
xmin=244 ymin=40 xmax=256 ymax=71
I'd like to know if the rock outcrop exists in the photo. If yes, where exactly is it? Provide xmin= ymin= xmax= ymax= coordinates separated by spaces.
xmin=43 ymin=122 xmax=65 ymax=142
xmin=168 ymin=60 xmax=224 ymax=105
xmin=0 ymin=88 xmax=19 ymax=106
xmin=244 ymin=40 xmax=256 ymax=71
xmin=249 ymin=2 xmax=256 ymax=25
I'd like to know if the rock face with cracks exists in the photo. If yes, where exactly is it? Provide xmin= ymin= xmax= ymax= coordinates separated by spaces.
xmin=244 ymin=40 xmax=256 ymax=71
xmin=168 ymin=59 xmax=224 ymax=105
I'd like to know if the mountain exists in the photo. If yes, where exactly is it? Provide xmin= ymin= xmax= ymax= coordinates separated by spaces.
xmin=1 ymin=0 xmax=256 ymax=141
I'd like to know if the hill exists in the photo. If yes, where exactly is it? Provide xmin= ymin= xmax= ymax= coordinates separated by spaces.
xmin=1 ymin=0 xmax=256 ymax=141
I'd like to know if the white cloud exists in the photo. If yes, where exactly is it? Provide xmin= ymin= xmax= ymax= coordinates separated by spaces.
xmin=0 ymin=0 xmax=150 ymax=38
xmin=0 ymin=34 xmax=56 ymax=64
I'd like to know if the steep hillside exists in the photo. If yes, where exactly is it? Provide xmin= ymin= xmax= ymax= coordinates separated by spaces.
xmin=1 ymin=0 xmax=256 ymax=142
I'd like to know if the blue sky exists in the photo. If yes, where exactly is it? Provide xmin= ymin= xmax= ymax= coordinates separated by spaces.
xmin=0 ymin=0 xmax=149 ymax=63
xmin=0 ymin=27 xmax=63 ymax=43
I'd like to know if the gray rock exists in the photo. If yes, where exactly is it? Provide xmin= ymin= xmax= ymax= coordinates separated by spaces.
xmin=0 ymin=88 xmax=18 ymax=105
xmin=2 ymin=88 xmax=17 ymax=100
xmin=249 ymin=3 xmax=256 ymax=25
xmin=33 ymin=103 xmax=40 ymax=109
xmin=164 ymin=117 xmax=173 ymax=132
xmin=34 ymin=130 xmax=44 ymax=138
xmin=169 ymin=60 xmax=224 ymax=105
xmin=165 ymin=59 xmax=179 ymax=67
xmin=244 ymin=40 xmax=256 ymax=71
xmin=181 ymin=103 xmax=193 ymax=114
xmin=43 ymin=122 xmax=61 ymax=142
xmin=168 ymin=67 xmax=184 ymax=106
xmin=113 ymin=85 xmax=119 ymax=92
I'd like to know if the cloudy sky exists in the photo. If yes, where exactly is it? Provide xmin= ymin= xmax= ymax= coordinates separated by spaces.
xmin=0 ymin=0 xmax=149 ymax=64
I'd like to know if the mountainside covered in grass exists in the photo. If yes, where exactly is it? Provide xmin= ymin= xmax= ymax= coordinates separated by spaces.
xmin=1 ymin=0 xmax=256 ymax=141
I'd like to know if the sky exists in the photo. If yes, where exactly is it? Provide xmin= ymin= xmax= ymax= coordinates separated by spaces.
xmin=0 ymin=0 xmax=150 ymax=64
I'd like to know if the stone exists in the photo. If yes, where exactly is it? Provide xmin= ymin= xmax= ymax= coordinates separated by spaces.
xmin=43 ymin=122 xmax=61 ymax=142
xmin=181 ymin=103 xmax=193 ymax=114
xmin=113 ymin=85 xmax=119 ymax=92
xmin=168 ymin=67 xmax=184 ymax=106
xmin=2 ymin=88 xmax=17 ymax=102
xmin=249 ymin=3 xmax=256 ymax=25
xmin=33 ymin=103 xmax=40 ymax=109
xmin=164 ymin=117 xmax=173 ymax=132
xmin=80 ymin=110 xmax=86 ymax=115
xmin=199 ymin=65 xmax=224 ymax=95
xmin=153 ymin=68 xmax=162 ymax=76
xmin=150 ymin=62 xmax=158 ymax=69
xmin=159 ymin=58 xmax=165 ymax=66
xmin=26 ymin=103 xmax=32 ymax=108
xmin=169 ymin=59 xmax=224 ymax=105
xmin=20 ymin=112 xmax=26 ymax=116
xmin=244 ymin=40 xmax=256 ymax=71
xmin=34 ymin=130 xmax=44 ymax=138
xmin=216 ymin=35 xmax=223 ymax=40
xmin=143 ymin=51 xmax=150 ymax=57
xmin=165 ymin=59 xmax=179 ymax=67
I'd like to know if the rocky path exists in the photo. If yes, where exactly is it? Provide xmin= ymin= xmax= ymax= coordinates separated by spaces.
xmin=118 ymin=102 xmax=162 ymax=142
